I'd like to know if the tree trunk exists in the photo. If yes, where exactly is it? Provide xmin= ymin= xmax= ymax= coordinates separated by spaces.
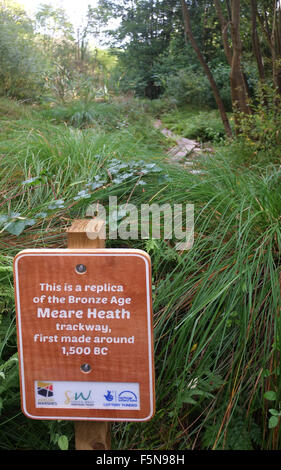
xmin=250 ymin=0 xmax=266 ymax=82
xmin=214 ymin=0 xmax=232 ymax=66
xmin=272 ymin=1 xmax=281 ymax=94
xmin=257 ymin=1 xmax=281 ymax=96
xmin=214 ymin=0 xmax=251 ymax=110
xmin=180 ymin=0 xmax=232 ymax=138
xmin=229 ymin=0 xmax=252 ymax=122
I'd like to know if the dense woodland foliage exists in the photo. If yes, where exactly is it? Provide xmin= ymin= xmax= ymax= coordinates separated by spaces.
xmin=1 ymin=0 xmax=281 ymax=451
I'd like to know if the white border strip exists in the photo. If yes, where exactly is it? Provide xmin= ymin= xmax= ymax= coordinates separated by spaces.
xmin=14 ymin=250 xmax=154 ymax=421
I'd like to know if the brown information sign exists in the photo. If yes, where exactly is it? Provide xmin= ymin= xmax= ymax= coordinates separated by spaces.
xmin=13 ymin=249 xmax=155 ymax=421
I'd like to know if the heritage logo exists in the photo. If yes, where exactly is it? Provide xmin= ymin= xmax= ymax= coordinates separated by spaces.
xmin=118 ymin=390 xmax=138 ymax=403
xmin=37 ymin=382 xmax=54 ymax=398
xmin=35 ymin=381 xmax=57 ymax=408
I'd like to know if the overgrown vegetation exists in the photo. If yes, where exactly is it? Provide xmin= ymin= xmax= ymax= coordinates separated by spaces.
xmin=1 ymin=0 xmax=281 ymax=452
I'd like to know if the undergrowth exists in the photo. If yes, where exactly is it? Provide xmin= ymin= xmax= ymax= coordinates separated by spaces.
xmin=1 ymin=96 xmax=281 ymax=450
xmin=160 ymin=105 xmax=228 ymax=143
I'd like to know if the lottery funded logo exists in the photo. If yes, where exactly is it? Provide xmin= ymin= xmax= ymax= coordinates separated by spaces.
xmin=103 ymin=388 xmax=139 ymax=408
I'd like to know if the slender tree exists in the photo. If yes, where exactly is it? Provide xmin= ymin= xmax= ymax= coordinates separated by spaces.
xmin=257 ymin=0 xmax=281 ymax=95
xmin=180 ymin=0 xmax=232 ymax=137
xmin=214 ymin=0 xmax=252 ymax=124
xmin=229 ymin=0 xmax=252 ymax=120
xmin=250 ymin=0 xmax=266 ymax=83
xmin=213 ymin=0 xmax=233 ymax=65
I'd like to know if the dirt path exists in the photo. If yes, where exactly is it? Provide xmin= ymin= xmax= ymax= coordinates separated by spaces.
xmin=153 ymin=119 xmax=212 ymax=173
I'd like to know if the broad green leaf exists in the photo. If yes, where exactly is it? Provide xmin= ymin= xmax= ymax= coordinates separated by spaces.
xmin=264 ymin=391 xmax=277 ymax=401
xmin=5 ymin=217 xmax=36 ymax=236
xmin=0 ymin=215 xmax=9 ymax=225
xmin=58 ymin=435 xmax=69 ymax=450
xmin=25 ymin=219 xmax=36 ymax=227
xmin=6 ymin=220 xmax=26 ymax=236
xmin=269 ymin=416 xmax=279 ymax=429
xmin=89 ymin=182 xmax=104 ymax=190
xmin=73 ymin=190 xmax=91 ymax=200
xmin=48 ymin=199 xmax=65 ymax=210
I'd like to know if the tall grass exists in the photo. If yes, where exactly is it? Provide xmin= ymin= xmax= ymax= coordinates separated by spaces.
xmin=103 ymin=152 xmax=280 ymax=450
xmin=0 ymin=97 xmax=281 ymax=450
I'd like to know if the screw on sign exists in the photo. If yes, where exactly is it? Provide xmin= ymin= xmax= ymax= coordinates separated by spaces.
xmin=13 ymin=219 xmax=155 ymax=450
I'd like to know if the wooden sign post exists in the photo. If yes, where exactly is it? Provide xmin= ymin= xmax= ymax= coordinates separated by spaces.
xmin=68 ymin=219 xmax=110 ymax=450
xmin=13 ymin=218 xmax=155 ymax=450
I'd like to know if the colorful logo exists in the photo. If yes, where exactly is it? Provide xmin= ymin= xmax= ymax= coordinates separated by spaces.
xmin=37 ymin=382 xmax=54 ymax=398
xmin=64 ymin=390 xmax=92 ymax=405
xmin=104 ymin=390 xmax=114 ymax=401
xmin=118 ymin=390 xmax=137 ymax=402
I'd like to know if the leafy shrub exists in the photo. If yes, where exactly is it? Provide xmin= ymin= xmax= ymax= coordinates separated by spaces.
xmin=212 ymin=63 xmax=232 ymax=111
xmin=163 ymin=69 xmax=213 ymax=107
xmin=140 ymin=97 xmax=178 ymax=118
xmin=160 ymin=63 xmax=233 ymax=111
xmin=0 ymin=4 xmax=47 ymax=100
xmin=231 ymin=84 xmax=281 ymax=164
xmin=162 ymin=106 xmax=226 ymax=142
